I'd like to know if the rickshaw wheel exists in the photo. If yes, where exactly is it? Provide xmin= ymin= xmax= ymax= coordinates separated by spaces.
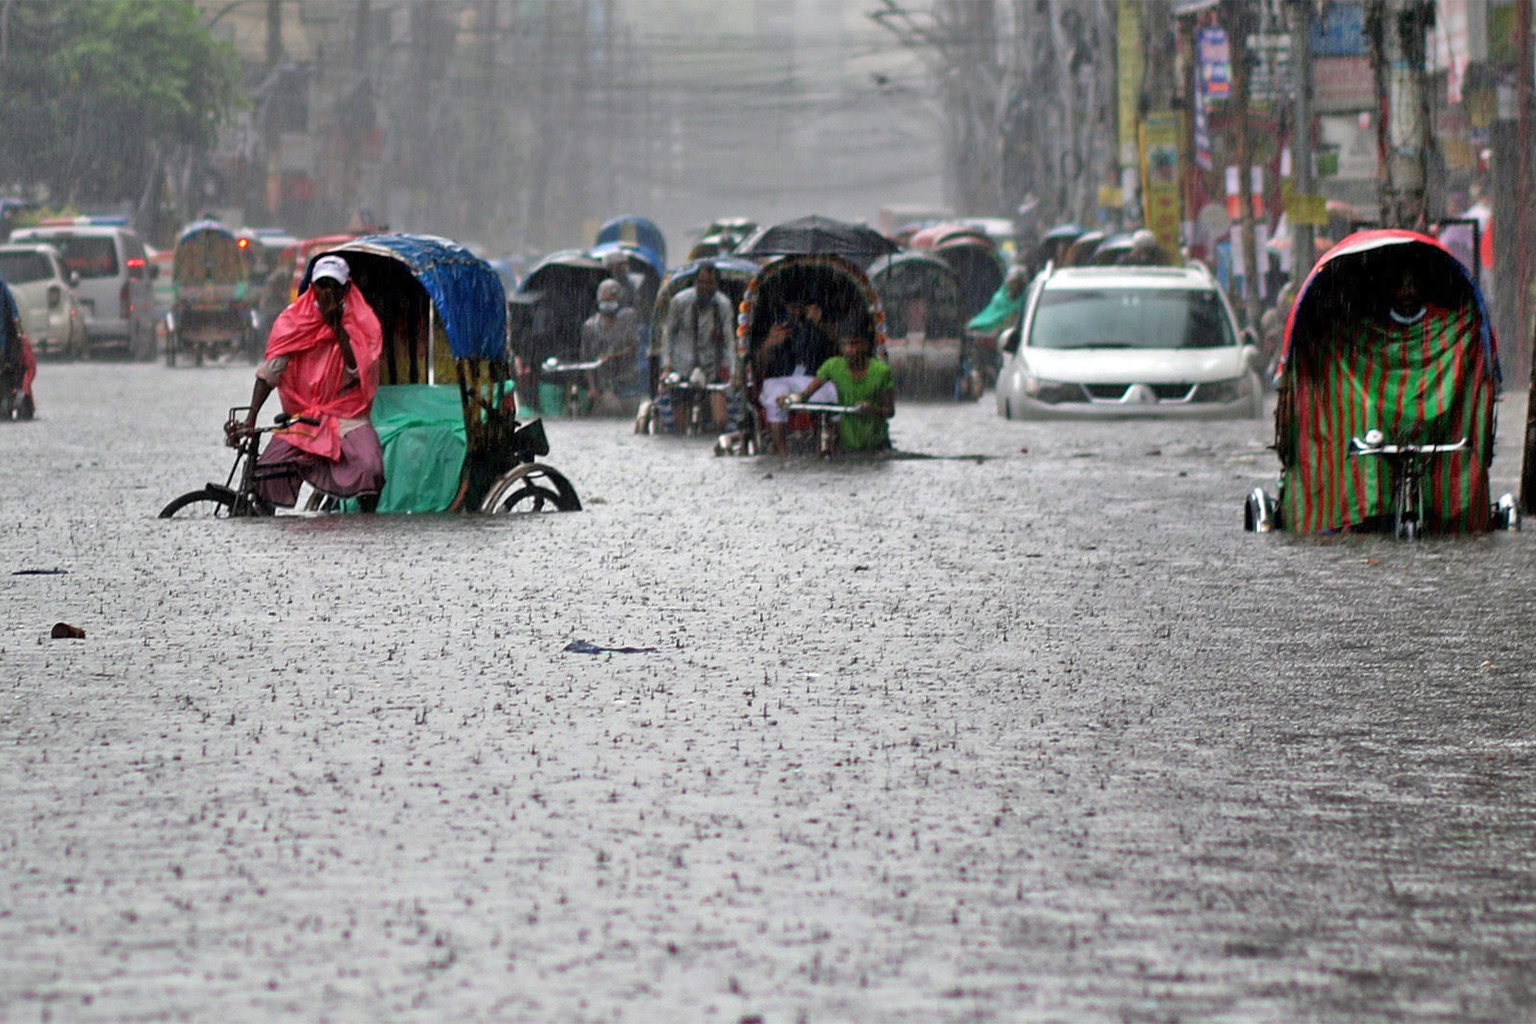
xmin=480 ymin=463 xmax=582 ymax=514
xmin=159 ymin=488 xmax=235 ymax=519
xmin=303 ymin=490 xmax=341 ymax=513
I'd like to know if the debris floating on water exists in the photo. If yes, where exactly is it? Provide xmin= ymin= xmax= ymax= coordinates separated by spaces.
xmin=563 ymin=640 xmax=658 ymax=655
xmin=14 ymin=568 xmax=68 ymax=576
xmin=50 ymin=622 xmax=86 ymax=639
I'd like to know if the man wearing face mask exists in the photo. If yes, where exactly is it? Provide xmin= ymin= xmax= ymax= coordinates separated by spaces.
xmin=659 ymin=260 xmax=737 ymax=429
xmin=579 ymin=278 xmax=642 ymax=407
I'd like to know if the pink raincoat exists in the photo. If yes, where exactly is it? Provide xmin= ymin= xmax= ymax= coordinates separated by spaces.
xmin=264 ymin=286 xmax=383 ymax=461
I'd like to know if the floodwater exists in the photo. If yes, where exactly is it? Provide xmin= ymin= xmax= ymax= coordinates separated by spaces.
xmin=4 ymin=363 xmax=1536 ymax=1023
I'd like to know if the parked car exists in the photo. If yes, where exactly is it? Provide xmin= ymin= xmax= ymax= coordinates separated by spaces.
xmin=0 ymin=243 xmax=85 ymax=359
xmin=9 ymin=221 xmax=158 ymax=359
xmin=995 ymin=263 xmax=1263 ymax=420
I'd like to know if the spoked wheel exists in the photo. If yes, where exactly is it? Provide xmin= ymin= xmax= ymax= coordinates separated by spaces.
xmin=480 ymin=463 xmax=582 ymax=514
xmin=302 ymin=489 xmax=341 ymax=513
xmin=1393 ymin=474 xmax=1421 ymax=541
xmin=159 ymin=487 xmax=236 ymax=519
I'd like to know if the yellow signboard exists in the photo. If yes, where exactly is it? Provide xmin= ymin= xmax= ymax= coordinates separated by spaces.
xmin=1117 ymin=1 xmax=1144 ymax=166
xmin=1284 ymin=193 xmax=1328 ymax=226
xmin=1140 ymin=112 xmax=1184 ymax=257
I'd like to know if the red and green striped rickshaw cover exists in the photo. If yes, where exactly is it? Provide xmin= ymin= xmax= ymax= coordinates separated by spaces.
xmin=1274 ymin=231 xmax=1498 ymax=534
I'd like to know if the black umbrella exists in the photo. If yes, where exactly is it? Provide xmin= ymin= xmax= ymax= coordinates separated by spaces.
xmin=735 ymin=215 xmax=900 ymax=258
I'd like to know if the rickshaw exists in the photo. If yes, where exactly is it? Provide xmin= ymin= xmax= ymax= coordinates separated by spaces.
xmin=1 ymin=276 xmax=37 ymax=421
xmin=1038 ymin=223 xmax=1085 ymax=266
xmin=686 ymin=217 xmax=757 ymax=261
xmin=1244 ymin=229 xmax=1516 ymax=538
xmin=166 ymin=220 xmax=259 ymax=366
xmin=238 ymin=227 xmax=299 ymax=338
xmin=633 ymin=254 xmax=759 ymax=435
xmin=160 ymin=233 xmax=580 ymax=517
xmin=509 ymin=250 xmax=610 ymax=416
xmin=865 ymin=250 xmax=967 ymax=399
xmin=594 ymin=215 xmax=667 ymax=270
xmin=724 ymin=252 xmax=889 ymax=457
xmin=910 ymin=222 xmax=1004 ymax=320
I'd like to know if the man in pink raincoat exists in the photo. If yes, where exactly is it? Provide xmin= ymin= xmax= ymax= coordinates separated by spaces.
xmin=226 ymin=255 xmax=386 ymax=510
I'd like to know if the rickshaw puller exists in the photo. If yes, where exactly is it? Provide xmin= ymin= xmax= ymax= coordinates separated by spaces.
xmin=579 ymin=278 xmax=642 ymax=410
xmin=659 ymin=260 xmax=736 ymax=430
xmin=228 ymin=256 xmax=385 ymax=511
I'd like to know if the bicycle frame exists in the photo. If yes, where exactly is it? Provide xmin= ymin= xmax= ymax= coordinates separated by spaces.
xmin=1349 ymin=432 xmax=1468 ymax=539
xmin=212 ymin=406 xmax=313 ymax=515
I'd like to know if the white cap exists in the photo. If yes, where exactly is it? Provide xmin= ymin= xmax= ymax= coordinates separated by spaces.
xmin=312 ymin=255 xmax=350 ymax=286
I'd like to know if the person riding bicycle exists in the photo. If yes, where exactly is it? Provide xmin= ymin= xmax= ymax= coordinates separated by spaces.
xmin=658 ymin=260 xmax=737 ymax=431
xmin=226 ymin=255 xmax=385 ymax=511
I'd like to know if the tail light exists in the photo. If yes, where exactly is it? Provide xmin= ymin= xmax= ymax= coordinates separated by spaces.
xmin=120 ymin=280 xmax=132 ymax=319
xmin=47 ymin=285 xmax=61 ymax=310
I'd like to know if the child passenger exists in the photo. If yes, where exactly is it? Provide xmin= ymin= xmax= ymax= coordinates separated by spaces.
xmin=780 ymin=329 xmax=895 ymax=452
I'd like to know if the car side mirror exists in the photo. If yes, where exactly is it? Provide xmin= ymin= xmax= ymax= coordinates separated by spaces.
xmin=1000 ymin=326 xmax=1021 ymax=356
xmin=148 ymin=263 xmax=160 ymax=281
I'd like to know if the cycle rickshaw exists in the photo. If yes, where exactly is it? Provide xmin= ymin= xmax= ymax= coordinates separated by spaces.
xmin=866 ymin=250 xmax=967 ymax=399
xmin=1 ymin=276 xmax=37 ymax=421
xmin=594 ymin=215 xmax=667 ymax=270
xmin=161 ymin=233 xmax=580 ymax=517
xmin=723 ymin=252 xmax=889 ymax=457
xmin=509 ymin=250 xmax=610 ymax=416
xmin=910 ymin=222 xmax=1004 ymax=321
xmin=166 ymin=220 xmax=259 ymax=366
xmin=1244 ymin=229 xmax=1515 ymax=537
xmin=633 ymin=254 xmax=759 ymax=436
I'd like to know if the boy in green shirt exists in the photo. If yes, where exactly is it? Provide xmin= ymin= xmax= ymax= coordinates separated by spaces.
xmin=781 ymin=330 xmax=895 ymax=452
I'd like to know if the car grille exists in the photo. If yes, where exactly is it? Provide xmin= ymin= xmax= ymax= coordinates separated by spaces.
xmin=1081 ymin=383 xmax=1195 ymax=402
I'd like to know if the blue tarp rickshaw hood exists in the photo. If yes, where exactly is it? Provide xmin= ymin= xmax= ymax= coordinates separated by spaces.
xmin=304 ymin=233 xmax=508 ymax=361
xmin=595 ymin=215 xmax=666 ymax=268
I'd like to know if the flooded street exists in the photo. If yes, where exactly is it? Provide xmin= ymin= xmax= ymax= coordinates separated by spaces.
xmin=4 ymin=363 xmax=1536 ymax=1022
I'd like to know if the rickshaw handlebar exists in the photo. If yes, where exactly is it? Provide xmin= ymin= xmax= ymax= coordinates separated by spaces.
xmin=1350 ymin=433 xmax=1468 ymax=457
xmin=785 ymin=402 xmax=863 ymax=415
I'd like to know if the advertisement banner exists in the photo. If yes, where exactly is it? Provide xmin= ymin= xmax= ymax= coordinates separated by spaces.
xmin=1196 ymin=28 xmax=1231 ymax=100
xmin=1117 ymin=0 xmax=1144 ymax=167
xmin=1140 ymin=113 xmax=1184 ymax=258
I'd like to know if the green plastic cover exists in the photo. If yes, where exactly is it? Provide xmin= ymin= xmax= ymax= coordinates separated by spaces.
xmin=371 ymin=384 xmax=466 ymax=513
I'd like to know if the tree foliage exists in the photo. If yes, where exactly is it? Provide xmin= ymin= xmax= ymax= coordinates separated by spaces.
xmin=0 ymin=0 xmax=241 ymax=220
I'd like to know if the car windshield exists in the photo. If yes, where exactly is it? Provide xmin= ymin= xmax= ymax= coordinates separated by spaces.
xmin=1029 ymin=287 xmax=1236 ymax=350
xmin=0 ymin=251 xmax=54 ymax=285
xmin=52 ymin=237 xmax=119 ymax=279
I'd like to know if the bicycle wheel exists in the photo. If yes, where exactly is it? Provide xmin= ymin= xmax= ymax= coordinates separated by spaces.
xmin=159 ymin=487 xmax=234 ymax=519
xmin=480 ymin=463 xmax=582 ymax=514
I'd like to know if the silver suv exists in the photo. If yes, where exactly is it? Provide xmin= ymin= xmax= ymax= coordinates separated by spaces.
xmin=8 ymin=223 xmax=157 ymax=359
xmin=0 ymin=243 xmax=85 ymax=359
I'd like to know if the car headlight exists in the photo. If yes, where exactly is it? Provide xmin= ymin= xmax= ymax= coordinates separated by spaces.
xmin=1193 ymin=376 xmax=1250 ymax=403
xmin=1023 ymin=374 xmax=1082 ymax=404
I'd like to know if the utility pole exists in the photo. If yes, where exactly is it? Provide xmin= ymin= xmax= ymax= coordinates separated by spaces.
xmin=1367 ymin=0 xmax=1434 ymax=228
xmin=1287 ymin=0 xmax=1316 ymax=274
xmin=1515 ymin=0 xmax=1536 ymax=513
xmin=1224 ymin=0 xmax=1261 ymax=327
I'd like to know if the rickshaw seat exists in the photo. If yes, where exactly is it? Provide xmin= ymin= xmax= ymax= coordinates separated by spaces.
xmin=370 ymin=384 xmax=467 ymax=513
